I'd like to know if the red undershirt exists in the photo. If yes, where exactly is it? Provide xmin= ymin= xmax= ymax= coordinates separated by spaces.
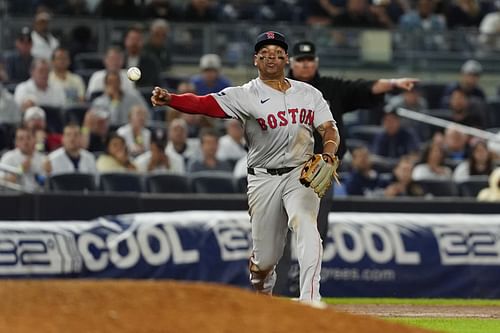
xmin=169 ymin=94 xmax=228 ymax=118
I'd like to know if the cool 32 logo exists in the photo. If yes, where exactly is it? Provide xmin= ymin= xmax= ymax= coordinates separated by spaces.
xmin=432 ymin=226 xmax=500 ymax=265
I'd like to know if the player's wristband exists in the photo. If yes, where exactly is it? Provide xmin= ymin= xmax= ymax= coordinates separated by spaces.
xmin=390 ymin=79 xmax=398 ymax=89
xmin=323 ymin=139 xmax=337 ymax=147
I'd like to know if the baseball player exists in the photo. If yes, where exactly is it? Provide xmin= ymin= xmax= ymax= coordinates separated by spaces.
xmin=152 ymin=31 xmax=340 ymax=303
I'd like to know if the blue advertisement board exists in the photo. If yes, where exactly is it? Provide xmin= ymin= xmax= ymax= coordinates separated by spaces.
xmin=1 ymin=212 xmax=500 ymax=298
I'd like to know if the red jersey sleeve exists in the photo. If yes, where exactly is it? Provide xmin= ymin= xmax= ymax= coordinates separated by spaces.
xmin=169 ymin=94 xmax=228 ymax=118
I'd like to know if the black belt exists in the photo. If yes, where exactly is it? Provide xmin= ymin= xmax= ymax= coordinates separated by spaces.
xmin=247 ymin=166 xmax=295 ymax=176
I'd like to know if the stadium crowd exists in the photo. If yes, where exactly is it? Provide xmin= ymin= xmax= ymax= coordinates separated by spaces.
xmin=6 ymin=0 xmax=500 ymax=31
xmin=0 ymin=1 xmax=500 ymax=200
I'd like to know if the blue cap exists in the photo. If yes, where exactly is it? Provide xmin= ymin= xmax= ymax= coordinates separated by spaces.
xmin=254 ymin=31 xmax=288 ymax=53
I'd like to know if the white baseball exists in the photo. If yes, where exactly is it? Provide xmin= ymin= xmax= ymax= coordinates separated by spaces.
xmin=127 ymin=67 xmax=141 ymax=81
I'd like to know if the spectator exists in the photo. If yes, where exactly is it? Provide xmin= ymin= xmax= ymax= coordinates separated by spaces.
xmin=86 ymin=46 xmax=137 ymax=100
xmin=44 ymin=123 xmax=97 ymax=176
xmin=333 ymin=0 xmax=392 ymax=28
xmin=399 ymin=0 xmax=447 ymax=50
xmin=134 ymin=134 xmax=185 ymax=174
xmin=14 ymin=58 xmax=66 ymax=111
xmin=443 ymin=126 xmax=469 ymax=162
xmin=384 ymin=156 xmax=425 ymax=197
xmin=96 ymin=132 xmax=136 ymax=172
xmin=257 ymin=0 xmax=306 ymax=22
xmin=80 ymin=107 xmax=110 ymax=152
xmin=477 ymin=167 xmax=500 ymax=201
xmin=144 ymin=19 xmax=173 ymax=71
xmin=385 ymin=86 xmax=428 ymax=113
xmin=372 ymin=110 xmax=421 ymax=159
xmin=441 ymin=60 xmax=487 ymax=107
xmin=453 ymin=139 xmax=494 ymax=182
xmin=412 ymin=142 xmax=452 ymax=180
xmin=190 ymin=54 xmax=231 ymax=95
xmin=0 ymin=126 xmax=45 ymax=192
xmin=0 ymin=80 xmax=21 ymax=125
xmin=384 ymin=86 xmax=429 ymax=139
xmin=30 ymin=11 xmax=60 ymax=61
xmin=117 ymin=105 xmax=151 ymax=158
xmin=447 ymin=88 xmax=487 ymax=128
xmin=165 ymin=118 xmax=199 ymax=166
xmin=49 ymin=47 xmax=86 ymax=104
xmin=91 ymin=71 xmax=148 ymax=127
xmin=375 ymin=0 xmax=411 ymax=26
xmin=123 ymin=25 xmax=161 ymax=88
xmin=216 ymin=118 xmax=246 ymax=165
xmin=478 ymin=2 xmax=500 ymax=53
xmin=306 ymin=0 xmax=346 ymax=25
xmin=400 ymin=0 xmax=446 ymax=30
xmin=23 ymin=106 xmax=62 ymax=153
xmin=345 ymin=146 xmax=384 ymax=196
xmin=445 ymin=0 xmax=490 ymax=29
xmin=187 ymin=128 xmax=233 ymax=173
xmin=3 ymin=27 xmax=33 ymax=84
xmin=182 ymin=0 xmax=218 ymax=22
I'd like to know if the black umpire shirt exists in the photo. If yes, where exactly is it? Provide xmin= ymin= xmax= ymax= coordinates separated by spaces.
xmin=289 ymin=70 xmax=384 ymax=159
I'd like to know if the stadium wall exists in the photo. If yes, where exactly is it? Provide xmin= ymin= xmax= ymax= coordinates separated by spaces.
xmin=0 ymin=192 xmax=499 ymax=220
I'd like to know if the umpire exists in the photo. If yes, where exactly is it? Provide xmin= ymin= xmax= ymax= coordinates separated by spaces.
xmin=274 ymin=40 xmax=418 ymax=295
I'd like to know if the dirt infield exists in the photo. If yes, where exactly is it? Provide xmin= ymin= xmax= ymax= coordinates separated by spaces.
xmin=0 ymin=280 xmax=435 ymax=333
xmin=333 ymin=304 xmax=500 ymax=319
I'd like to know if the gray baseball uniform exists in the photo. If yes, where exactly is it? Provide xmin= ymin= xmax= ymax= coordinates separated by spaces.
xmin=213 ymin=77 xmax=336 ymax=301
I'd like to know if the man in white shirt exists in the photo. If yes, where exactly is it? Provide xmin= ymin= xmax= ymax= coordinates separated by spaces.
xmin=30 ymin=11 xmax=60 ymax=61
xmin=49 ymin=47 xmax=86 ymax=104
xmin=86 ymin=46 xmax=136 ymax=99
xmin=14 ymin=58 xmax=66 ymax=111
xmin=91 ymin=71 xmax=148 ymax=126
xmin=44 ymin=123 xmax=97 ymax=176
xmin=117 ymin=105 xmax=151 ymax=158
xmin=0 ymin=126 xmax=45 ymax=192
xmin=165 ymin=118 xmax=200 ymax=167
xmin=216 ymin=118 xmax=246 ymax=165
xmin=135 ymin=135 xmax=185 ymax=174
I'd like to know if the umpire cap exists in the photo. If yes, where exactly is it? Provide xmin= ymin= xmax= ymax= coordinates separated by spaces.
xmin=292 ymin=41 xmax=316 ymax=60
xmin=254 ymin=31 xmax=288 ymax=53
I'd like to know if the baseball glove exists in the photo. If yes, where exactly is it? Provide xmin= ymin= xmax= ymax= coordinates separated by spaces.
xmin=300 ymin=154 xmax=340 ymax=198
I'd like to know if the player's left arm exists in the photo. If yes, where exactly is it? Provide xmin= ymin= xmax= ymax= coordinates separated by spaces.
xmin=316 ymin=121 xmax=340 ymax=163
xmin=300 ymin=120 xmax=341 ymax=197
xmin=371 ymin=78 xmax=419 ymax=94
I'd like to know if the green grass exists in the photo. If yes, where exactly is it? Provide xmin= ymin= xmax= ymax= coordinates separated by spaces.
xmin=319 ymin=298 xmax=500 ymax=333
xmin=323 ymin=298 xmax=500 ymax=306
xmin=391 ymin=318 xmax=500 ymax=333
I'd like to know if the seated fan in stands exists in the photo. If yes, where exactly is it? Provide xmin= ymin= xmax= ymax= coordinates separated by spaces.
xmin=134 ymin=134 xmax=185 ymax=174
xmin=44 ymin=123 xmax=97 ymax=176
xmin=96 ymin=133 xmax=136 ymax=173
xmin=453 ymin=139 xmax=494 ymax=183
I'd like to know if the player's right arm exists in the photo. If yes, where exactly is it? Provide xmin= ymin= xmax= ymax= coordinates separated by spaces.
xmin=151 ymin=86 xmax=229 ymax=118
